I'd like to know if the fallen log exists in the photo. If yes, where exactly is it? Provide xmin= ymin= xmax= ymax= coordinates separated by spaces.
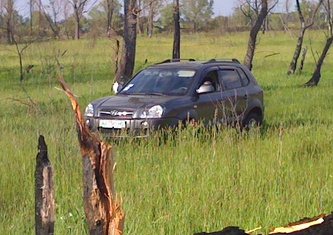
xmin=57 ymin=77 xmax=124 ymax=235
xmin=269 ymin=212 xmax=333 ymax=234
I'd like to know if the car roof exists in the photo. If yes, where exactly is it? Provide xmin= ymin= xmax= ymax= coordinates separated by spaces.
xmin=148 ymin=58 xmax=242 ymax=70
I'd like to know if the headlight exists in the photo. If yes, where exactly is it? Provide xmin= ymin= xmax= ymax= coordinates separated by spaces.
xmin=140 ymin=105 xmax=164 ymax=118
xmin=84 ymin=103 xmax=94 ymax=117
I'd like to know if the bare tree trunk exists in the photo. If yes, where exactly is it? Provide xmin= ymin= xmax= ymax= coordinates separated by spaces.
xmin=243 ymin=0 xmax=268 ymax=70
xmin=115 ymin=0 xmax=137 ymax=83
xmin=147 ymin=1 xmax=154 ymax=37
xmin=287 ymin=0 xmax=323 ymax=75
xmin=5 ymin=0 xmax=14 ymax=44
xmin=136 ymin=0 xmax=142 ymax=35
xmin=35 ymin=135 xmax=55 ymax=235
xmin=304 ymin=35 xmax=333 ymax=86
xmin=58 ymin=77 xmax=125 ymax=235
xmin=30 ymin=0 xmax=33 ymax=35
xmin=106 ymin=0 xmax=114 ymax=37
xmin=297 ymin=47 xmax=307 ymax=74
xmin=172 ymin=0 xmax=180 ymax=59
xmin=74 ymin=6 xmax=80 ymax=40
xmin=287 ymin=28 xmax=305 ymax=75
xmin=40 ymin=0 xmax=61 ymax=39
xmin=71 ymin=0 xmax=91 ymax=40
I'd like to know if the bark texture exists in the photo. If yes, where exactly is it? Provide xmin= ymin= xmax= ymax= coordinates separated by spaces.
xmin=172 ymin=0 xmax=180 ymax=59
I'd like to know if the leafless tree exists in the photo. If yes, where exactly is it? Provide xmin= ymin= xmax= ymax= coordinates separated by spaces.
xmin=136 ymin=0 xmax=143 ymax=35
xmin=147 ymin=0 xmax=155 ymax=37
xmin=2 ymin=0 xmax=16 ymax=44
xmin=69 ymin=0 xmax=96 ymax=39
xmin=29 ymin=0 xmax=33 ymax=34
xmin=136 ymin=0 xmax=164 ymax=37
xmin=241 ymin=0 xmax=278 ymax=70
xmin=29 ymin=0 xmax=44 ymax=36
xmin=172 ymin=0 xmax=180 ymax=59
xmin=305 ymin=0 xmax=333 ymax=86
xmin=287 ymin=0 xmax=323 ymax=75
xmin=39 ymin=0 xmax=62 ymax=38
xmin=62 ymin=0 xmax=71 ymax=39
xmin=106 ymin=0 xmax=114 ymax=37
xmin=115 ymin=0 xmax=137 ymax=83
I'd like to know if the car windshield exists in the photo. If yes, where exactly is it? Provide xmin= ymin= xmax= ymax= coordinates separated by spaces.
xmin=119 ymin=68 xmax=196 ymax=96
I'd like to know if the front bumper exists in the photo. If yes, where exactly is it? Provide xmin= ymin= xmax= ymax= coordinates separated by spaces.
xmin=84 ymin=117 xmax=181 ymax=137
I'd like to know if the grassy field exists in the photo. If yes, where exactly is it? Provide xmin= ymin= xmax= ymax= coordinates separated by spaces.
xmin=1 ymin=30 xmax=333 ymax=234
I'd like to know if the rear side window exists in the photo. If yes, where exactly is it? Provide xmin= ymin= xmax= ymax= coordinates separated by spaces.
xmin=219 ymin=69 xmax=242 ymax=90
xmin=237 ymin=68 xmax=250 ymax=86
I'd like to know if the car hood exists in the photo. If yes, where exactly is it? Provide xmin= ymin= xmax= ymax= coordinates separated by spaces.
xmin=95 ymin=94 xmax=180 ymax=110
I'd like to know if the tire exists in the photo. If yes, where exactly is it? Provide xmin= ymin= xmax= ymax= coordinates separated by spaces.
xmin=242 ymin=113 xmax=262 ymax=130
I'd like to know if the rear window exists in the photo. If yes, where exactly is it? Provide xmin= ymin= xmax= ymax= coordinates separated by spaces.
xmin=237 ymin=69 xmax=250 ymax=86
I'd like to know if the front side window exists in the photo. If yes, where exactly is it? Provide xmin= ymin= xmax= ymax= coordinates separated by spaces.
xmin=219 ymin=69 xmax=242 ymax=90
xmin=197 ymin=70 xmax=220 ymax=93
xmin=119 ymin=68 xmax=196 ymax=95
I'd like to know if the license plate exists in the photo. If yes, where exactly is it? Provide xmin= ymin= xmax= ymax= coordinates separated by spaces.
xmin=99 ymin=120 xmax=126 ymax=129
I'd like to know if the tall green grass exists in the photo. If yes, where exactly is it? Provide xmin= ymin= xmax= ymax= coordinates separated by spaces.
xmin=1 ymin=31 xmax=333 ymax=234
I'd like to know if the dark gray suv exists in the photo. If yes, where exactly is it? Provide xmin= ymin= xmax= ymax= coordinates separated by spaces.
xmin=84 ymin=59 xmax=264 ymax=137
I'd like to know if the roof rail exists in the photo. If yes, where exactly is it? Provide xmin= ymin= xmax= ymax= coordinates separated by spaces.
xmin=206 ymin=58 xmax=241 ymax=64
xmin=158 ymin=58 xmax=196 ymax=64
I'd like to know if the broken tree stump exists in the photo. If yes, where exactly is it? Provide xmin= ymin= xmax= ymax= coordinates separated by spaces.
xmin=58 ymin=77 xmax=124 ymax=235
xmin=35 ymin=135 xmax=55 ymax=235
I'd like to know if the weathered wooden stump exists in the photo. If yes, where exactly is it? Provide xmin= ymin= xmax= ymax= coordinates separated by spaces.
xmin=35 ymin=135 xmax=55 ymax=235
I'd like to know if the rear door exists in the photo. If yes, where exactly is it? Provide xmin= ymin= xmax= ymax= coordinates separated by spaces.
xmin=217 ymin=67 xmax=249 ymax=124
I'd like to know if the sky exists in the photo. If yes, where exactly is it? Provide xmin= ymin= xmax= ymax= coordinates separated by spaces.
xmin=212 ymin=0 xmax=295 ymax=16
xmin=16 ymin=0 xmax=294 ymax=19
xmin=16 ymin=0 xmax=238 ymax=19
xmin=213 ymin=0 xmax=238 ymax=16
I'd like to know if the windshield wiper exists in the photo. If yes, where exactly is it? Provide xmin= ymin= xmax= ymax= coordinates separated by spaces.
xmin=119 ymin=92 xmax=166 ymax=96
xmin=119 ymin=92 xmax=143 ymax=95
xmin=145 ymin=92 xmax=165 ymax=96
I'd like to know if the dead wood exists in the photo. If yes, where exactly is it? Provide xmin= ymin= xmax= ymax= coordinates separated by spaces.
xmin=35 ymin=135 xmax=55 ymax=235
xmin=269 ymin=213 xmax=333 ymax=234
xmin=57 ymin=77 xmax=124 ymax=235
xmin=194 ymin=212 xmax=333 ymax=235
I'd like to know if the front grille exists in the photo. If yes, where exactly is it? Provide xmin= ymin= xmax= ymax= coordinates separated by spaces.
xmin=99 ymin=109 xmax=134 ymax=119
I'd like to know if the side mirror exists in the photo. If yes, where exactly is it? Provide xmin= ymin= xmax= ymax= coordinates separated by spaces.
xmin=196 ymin=83 xmax=214 ymax=94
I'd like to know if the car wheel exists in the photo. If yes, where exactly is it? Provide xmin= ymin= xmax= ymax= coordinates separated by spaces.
xmin=243 ymin=113 xmax=262 ymax=130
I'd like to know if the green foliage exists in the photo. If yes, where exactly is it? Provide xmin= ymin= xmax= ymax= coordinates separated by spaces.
xmin=1 ymin=31 xmax=333 ymax=234
xmin=158 ymin=3 xmax=174 ymax=32
xmin=181 ymin=0 xmax=214 ymax=32
xmin=88 ymin=0 xmax=123 ymax=34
